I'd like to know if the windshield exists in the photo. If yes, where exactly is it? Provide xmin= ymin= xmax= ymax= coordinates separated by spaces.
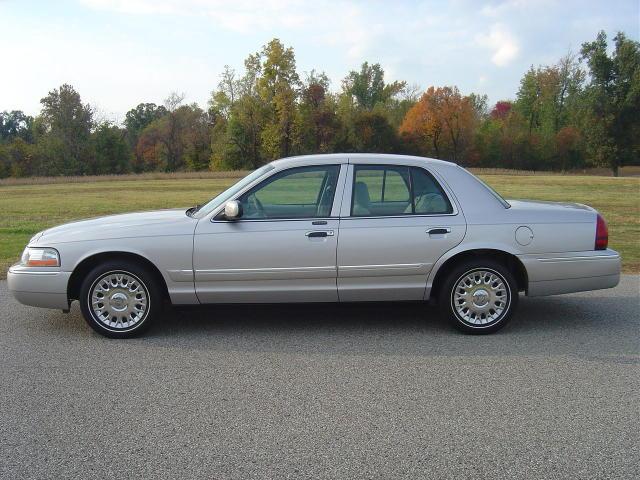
xmin=192 ymin=164 xmax=274 ymax=218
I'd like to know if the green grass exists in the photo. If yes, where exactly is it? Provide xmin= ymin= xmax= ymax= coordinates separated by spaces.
xmin=1 ymin=173 xmax=638 ymax=276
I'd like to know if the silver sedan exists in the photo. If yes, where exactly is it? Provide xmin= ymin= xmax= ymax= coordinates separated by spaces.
xmin=8 ymin=154 xmax=621 ymax=337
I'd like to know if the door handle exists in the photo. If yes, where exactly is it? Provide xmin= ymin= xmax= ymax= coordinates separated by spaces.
xmin=427 ymin=227 xmax=451 ymax=235
xmin=306 ymin=231 xmax=334 ymax=238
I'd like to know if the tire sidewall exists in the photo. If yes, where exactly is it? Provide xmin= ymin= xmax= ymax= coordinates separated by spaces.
xmin=80 ymin=261 xmax=160 ymax=338
xmin=440 ymin=260 xmax=518 ymax=334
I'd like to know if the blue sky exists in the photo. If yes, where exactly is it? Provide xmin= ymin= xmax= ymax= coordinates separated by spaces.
xmin=1 ymin=0 xmax=638 ymax=121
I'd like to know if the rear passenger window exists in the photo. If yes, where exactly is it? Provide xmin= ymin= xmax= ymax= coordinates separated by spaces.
xmin=351 ymin=165 xmax=452 ymax=216
xmin=352 ymin=166 xmax=411 ymax=217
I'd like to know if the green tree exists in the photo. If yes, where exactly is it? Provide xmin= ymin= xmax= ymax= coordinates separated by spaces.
xmin=210 ymin=58 xmax=266 ymax=170
xmin=580 ymin=31 xmax=640 ymax=176
xmin=38 ymin=84 xmax=93 ymax=175
xmin=0 ymin=111 xmax=34 ymax=143
xmin=92 ymin=122 xmax=133 ymax=174
xmin=343 ymin=62 xmax=406 ymax=110
xmin=124 ymin=103 xmax=167 ymax=147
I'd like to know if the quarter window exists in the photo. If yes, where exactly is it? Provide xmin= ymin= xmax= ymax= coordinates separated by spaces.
xmin=239 ymin=165 xmax=340 ymax=219
xmin=351 ymin=165 xmax=452 ymax=217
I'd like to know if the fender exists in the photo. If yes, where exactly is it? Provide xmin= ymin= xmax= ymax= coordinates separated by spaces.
xmin=425 ymin=241 xmax=522 ymax=299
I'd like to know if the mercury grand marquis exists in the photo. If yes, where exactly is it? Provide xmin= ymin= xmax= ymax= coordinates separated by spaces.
xmin=8 ymin=154 xmax=621 ymax=337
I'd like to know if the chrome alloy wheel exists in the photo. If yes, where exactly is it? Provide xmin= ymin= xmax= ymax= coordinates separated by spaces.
xmin=451 ymin=269 xmax=510 ymax=326
xmin=89 ymin=271 xmax=149 ymax=331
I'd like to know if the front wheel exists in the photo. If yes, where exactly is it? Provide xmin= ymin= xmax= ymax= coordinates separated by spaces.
xmin=438 ymin=259 xmax=518 ymax=334
xmin=79 ymin=261 xmax=161 ymax=338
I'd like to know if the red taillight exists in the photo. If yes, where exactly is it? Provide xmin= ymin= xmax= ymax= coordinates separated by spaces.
xmin=595 ymin=214 xmax=608 ymax=250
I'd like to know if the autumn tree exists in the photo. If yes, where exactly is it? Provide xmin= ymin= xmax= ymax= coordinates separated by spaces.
xmin=136 ymin=96 xmax=211 ymax=172
xmin=400 ymin=86 xmax=476 ymax=163
xmin=294 ymin=71 xmax=341 ymax=154
xmin=258 ymin=39 xmax=300 ymax=160
xmin=124 ymin=104 xmax=167 ymax=145
xmin=349 ymin=111 xmax=398 ymax=153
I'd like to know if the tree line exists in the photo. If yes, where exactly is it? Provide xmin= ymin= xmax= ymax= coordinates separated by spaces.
xmin=0 ymin=31 xmax=638 ymax=178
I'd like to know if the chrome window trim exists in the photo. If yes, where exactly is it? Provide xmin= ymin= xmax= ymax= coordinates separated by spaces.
xmin=212 ymin=216 xmax=337 ymax=224
xmin=210 ymin=164 xmax=347 ymax=223
xmin=339 ymin=212 xmax=459 ymax=220
xmin=342 ymin=163 xmax=459 ymax=218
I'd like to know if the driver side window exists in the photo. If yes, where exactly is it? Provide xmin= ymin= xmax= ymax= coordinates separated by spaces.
xmin=239 ymin=165 xmax=340 ymax=219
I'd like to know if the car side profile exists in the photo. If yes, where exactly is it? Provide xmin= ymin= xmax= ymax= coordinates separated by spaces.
xmin=7 ymin=154 xmax=621 ymax=337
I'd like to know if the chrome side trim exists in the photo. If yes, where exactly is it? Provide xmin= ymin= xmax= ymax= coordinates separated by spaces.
xmin=198 ymin=266 xmax=336 ymax=274
xmin=340 ymin=263 xmax=425 ymax=271
xmin=338 ymin=263 xmax=432 ymax=278
xmin=538 ymin=254 xmax=620 ymax=263
xmin=167 ymin=269 xmax=194 ymax=282
xmin=195 ymin=265 xmax=336 ymax=281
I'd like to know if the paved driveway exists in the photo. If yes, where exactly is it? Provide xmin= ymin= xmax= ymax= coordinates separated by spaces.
xmin=1 ymin=277 xmax=638 ymax=479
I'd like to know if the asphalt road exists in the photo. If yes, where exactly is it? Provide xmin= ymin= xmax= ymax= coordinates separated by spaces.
xmin=1 ymin=277 xmax=638 ymax=480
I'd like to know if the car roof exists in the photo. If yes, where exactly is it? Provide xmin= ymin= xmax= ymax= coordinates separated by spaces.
xmin=269 ymin=153 xmax=456 ymax=169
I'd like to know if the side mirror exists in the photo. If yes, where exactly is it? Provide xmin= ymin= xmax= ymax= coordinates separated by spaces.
xmin=224 ymin=200 xmax=242 ymax=220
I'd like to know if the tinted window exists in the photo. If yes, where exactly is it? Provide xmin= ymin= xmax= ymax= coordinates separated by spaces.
xmin=351 ymin=165 xmax=452 ymax=216
xmin=239 ymin=166 xmax=340 ymax=219
xmin=410 ymin=167 xmax=453 ymax=214
xmin=352 ymin=166 xmax=411 ymax=216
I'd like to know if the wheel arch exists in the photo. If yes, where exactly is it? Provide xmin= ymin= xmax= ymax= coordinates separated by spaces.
xmin=67 ymin=251 xmax=170 ymax=302
xmin=428 ymin=248 xmax=528 ymax=302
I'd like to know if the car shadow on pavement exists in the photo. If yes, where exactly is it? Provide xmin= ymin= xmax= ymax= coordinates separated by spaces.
xmin=126 ymin=292 xmax=639 ymax=358
xmin=21 ymin=278 xmax=636 ymax=358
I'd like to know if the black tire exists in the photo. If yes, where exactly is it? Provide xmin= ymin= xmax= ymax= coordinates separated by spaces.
xmin=438 ymin=258 xmax=518 ymax=334
xmin=79 ymin=260 xmax=161 ymax=338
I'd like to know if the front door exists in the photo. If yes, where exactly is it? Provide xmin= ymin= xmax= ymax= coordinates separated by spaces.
xmin=194 ymin=165 xmax=343 ymax=303
xmin=337 ymin=163 xmax=466 ymax=301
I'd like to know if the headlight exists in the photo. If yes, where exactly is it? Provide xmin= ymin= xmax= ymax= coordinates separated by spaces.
xmin=20 ymin=247 xmax=60 ymax=267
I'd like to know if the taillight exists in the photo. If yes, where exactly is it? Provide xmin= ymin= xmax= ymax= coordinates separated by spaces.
xmin=595 ymin=214 xmax=608 ymax=250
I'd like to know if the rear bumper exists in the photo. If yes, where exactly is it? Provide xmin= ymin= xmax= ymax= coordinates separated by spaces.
xmin=518 ymin=249 xmax=621 ymax=297
xmin=7 ymin=265 xmax=71 ymax=310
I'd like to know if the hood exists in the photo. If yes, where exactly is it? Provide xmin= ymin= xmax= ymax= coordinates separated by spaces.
xmin=35 ymin=209 xmax=198 ymax=245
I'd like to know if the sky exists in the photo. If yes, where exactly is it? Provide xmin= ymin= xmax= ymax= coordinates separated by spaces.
xmin=1 ymin=0 xmax=638 ymax=122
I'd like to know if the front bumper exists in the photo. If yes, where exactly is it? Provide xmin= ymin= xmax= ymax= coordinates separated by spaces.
xmin=518 ymin=249 xmax=621 ymax=297
xmin=7 ymin=265 xmax=71 ymax=309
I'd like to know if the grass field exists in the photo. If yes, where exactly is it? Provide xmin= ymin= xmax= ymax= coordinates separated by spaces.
xmin=1 ymin=173 xmax=638 ymax=276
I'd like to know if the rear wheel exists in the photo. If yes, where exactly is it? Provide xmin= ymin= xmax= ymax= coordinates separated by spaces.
xmin=438 ymin=259 xmax=518 ymax=334
xmin=79 ymin=261 xmax=161 ymax=338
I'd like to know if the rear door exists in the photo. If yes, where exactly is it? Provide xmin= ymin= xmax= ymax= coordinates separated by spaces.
xmin=337 ymin=162 xmax=466 ymax=301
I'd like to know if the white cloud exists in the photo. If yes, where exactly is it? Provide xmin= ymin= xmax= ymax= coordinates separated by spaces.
xmin=79 ymin=0 xmax=376 ymax=59
xmin=476 ymin=24 xmax=520 ymax=66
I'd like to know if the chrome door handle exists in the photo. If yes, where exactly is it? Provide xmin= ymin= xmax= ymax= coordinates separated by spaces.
xmin=306 ymin=230 xmax=334 ymax=238
xmin=427 ymin=227 xmax=451 ymax=235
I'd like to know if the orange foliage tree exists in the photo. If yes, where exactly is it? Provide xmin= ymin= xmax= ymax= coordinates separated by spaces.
xmin=400 ymin=86 xmax=477 ymax=163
